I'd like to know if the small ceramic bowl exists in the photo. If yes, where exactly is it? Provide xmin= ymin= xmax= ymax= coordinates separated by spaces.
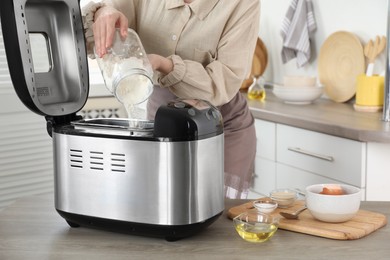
xmin=305 ymin=184 xmax=361 ymax=223
xmin=253 ymin=199 xmax=278 ymax=214
xmin=270 ymin=189 xmax=298 ymax=208
xmin=233 ymin=210 xmax=279 ymax=243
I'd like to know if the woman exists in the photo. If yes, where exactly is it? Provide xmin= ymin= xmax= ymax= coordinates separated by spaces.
xmin=82 ymin=0 xmax=260 ymax=199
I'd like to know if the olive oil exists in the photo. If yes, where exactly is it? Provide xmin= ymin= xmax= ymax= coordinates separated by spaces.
xmin=247 ymin=88 xmax=266 ymax=101
xmin=247 ymin=76 xmax=266 ymax=101
xmin=235 ymin=222 xmax=278 ymax=243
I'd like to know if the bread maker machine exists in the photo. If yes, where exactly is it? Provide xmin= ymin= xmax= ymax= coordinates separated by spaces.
xmin=0 ymin=0 xmax=224 ymax=241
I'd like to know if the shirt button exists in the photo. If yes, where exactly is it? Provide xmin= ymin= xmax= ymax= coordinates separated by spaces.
xmin=171 ymin=34 xmax=177 ymax=41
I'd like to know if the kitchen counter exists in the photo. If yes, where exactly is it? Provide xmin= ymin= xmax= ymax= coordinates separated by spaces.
xmin=247 ymin=90 xmax=390 ymax=143
xmin=0 ymin=194 xmax=389 ymax=259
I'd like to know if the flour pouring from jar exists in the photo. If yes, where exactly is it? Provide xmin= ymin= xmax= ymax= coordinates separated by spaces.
xmin=95 ymin=28 xmax=154 ymax=121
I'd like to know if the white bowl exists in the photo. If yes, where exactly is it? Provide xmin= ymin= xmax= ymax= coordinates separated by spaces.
xmin=269 ymin=189 xmax=298 ymax=208
xmin=273 ymin=84 xmax=323 ymax=105
xmin=284 ymin=75 xmax=317 ymax=87
xmin=253 ymin=199 xmax=278 ymax=213
xmin=305 ymin=184 xmax=361 ymax=223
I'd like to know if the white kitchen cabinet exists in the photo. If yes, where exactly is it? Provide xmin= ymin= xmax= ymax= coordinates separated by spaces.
xmin=248 ymin=120 xmax=276 ymax=198
xmin=250 ymin=158 xmax=276 ymax=198
xmin=254 ymin=119 xmax=276 ymax=160
xmin=250 ymin=119 xmax=367 ymax=200
xmin=366 ymin=142 xmax=390 ymax=201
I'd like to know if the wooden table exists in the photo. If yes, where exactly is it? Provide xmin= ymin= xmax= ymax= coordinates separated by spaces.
xmin=0 ymin=194 xmax=389 ymax=259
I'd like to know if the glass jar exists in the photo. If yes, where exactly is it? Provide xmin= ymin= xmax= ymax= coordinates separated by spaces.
xmin=247 ymin=76 xmax=266 ymax=101
xmin=95 ymin=28 xmax=154 ymax=106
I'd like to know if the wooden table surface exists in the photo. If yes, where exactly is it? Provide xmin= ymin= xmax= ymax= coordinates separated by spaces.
xmin=0 ymin=194 xmax=389 ymax=260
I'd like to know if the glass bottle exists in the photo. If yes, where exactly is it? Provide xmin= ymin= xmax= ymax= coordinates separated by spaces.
xmin=247 ymin=76 xmax=266 ymax=101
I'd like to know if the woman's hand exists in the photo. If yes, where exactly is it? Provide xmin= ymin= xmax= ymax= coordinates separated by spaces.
xmin=93 ymin=6 xmax=128 ymax=57
xmin=148 ymin=54 xmax=174 ymax=75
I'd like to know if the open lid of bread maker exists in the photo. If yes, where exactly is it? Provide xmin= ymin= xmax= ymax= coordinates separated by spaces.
xmin=0 ymin=0 xmax=89 ymax=117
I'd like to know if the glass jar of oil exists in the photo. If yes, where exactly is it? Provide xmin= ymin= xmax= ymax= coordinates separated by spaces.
xmin=233 ymin=210 xmax=279 ymax=243
xmin=247 ymin=76 xmax=266 ymax=101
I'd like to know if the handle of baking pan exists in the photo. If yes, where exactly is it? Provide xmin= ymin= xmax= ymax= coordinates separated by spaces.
xmin=46 ymin=114 xmax=83 ymax=137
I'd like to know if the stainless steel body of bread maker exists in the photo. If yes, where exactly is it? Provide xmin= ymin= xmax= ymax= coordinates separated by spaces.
xmin=0 ymin=0 xmax=224 ymax=241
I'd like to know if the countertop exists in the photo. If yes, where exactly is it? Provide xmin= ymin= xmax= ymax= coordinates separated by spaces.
xmin=247 ymin=90 xmax=390 ymax=143
xmin=0 ymin=194 xmax=389 ymax=259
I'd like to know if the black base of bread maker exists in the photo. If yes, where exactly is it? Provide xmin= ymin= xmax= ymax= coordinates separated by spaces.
xmin=56 ymin=209 xmax=223 ymax=242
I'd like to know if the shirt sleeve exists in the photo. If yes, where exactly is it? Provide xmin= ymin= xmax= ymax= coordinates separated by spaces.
xmin=81 ymin=1 xmax=106 ymax=58
xmin=81 ymin=0 xmax=138 ymax=58
xmin=159 ymin=0 xmax=260 ymax=106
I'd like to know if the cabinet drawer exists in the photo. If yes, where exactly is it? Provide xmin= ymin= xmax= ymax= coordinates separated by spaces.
xmin=276 ymin=124 xmax=366 ymax=187
xmin=255 ymin=119 xmax=276 ymax=160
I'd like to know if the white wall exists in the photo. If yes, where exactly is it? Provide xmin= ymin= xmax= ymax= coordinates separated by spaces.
xmin=260 ymin=0 xmax=388 ymax=85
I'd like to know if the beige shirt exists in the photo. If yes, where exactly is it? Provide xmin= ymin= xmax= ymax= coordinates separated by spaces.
xmin=85 ymin=0 xmax=260 ymax=106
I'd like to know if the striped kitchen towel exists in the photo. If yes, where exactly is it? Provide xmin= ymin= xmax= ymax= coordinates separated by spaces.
xmin=281 ymin=0 xmax=316 ymax=68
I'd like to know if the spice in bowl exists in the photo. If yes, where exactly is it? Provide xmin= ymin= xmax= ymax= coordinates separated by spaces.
xmin=270 ymin=189 xmax=298 ymax=208
xmin=253 ymin=199 xmax=278 ymax=214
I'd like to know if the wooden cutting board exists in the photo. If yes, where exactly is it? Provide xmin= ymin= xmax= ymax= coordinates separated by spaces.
xmin=318 ymin=31 xmax=365 ymax=103
xmin=227 ymin=199 xmax=387 ymax=240
xmin=240 ymin=37 xmax=268 ymax=90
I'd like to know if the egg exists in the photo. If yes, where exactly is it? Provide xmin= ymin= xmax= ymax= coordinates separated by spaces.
xmin=320 ymin=185 xmax=344 ymax=195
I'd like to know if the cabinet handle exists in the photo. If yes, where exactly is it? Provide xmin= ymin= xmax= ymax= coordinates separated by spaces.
xmin=287 ymin=147 xmax=334 ymax=162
